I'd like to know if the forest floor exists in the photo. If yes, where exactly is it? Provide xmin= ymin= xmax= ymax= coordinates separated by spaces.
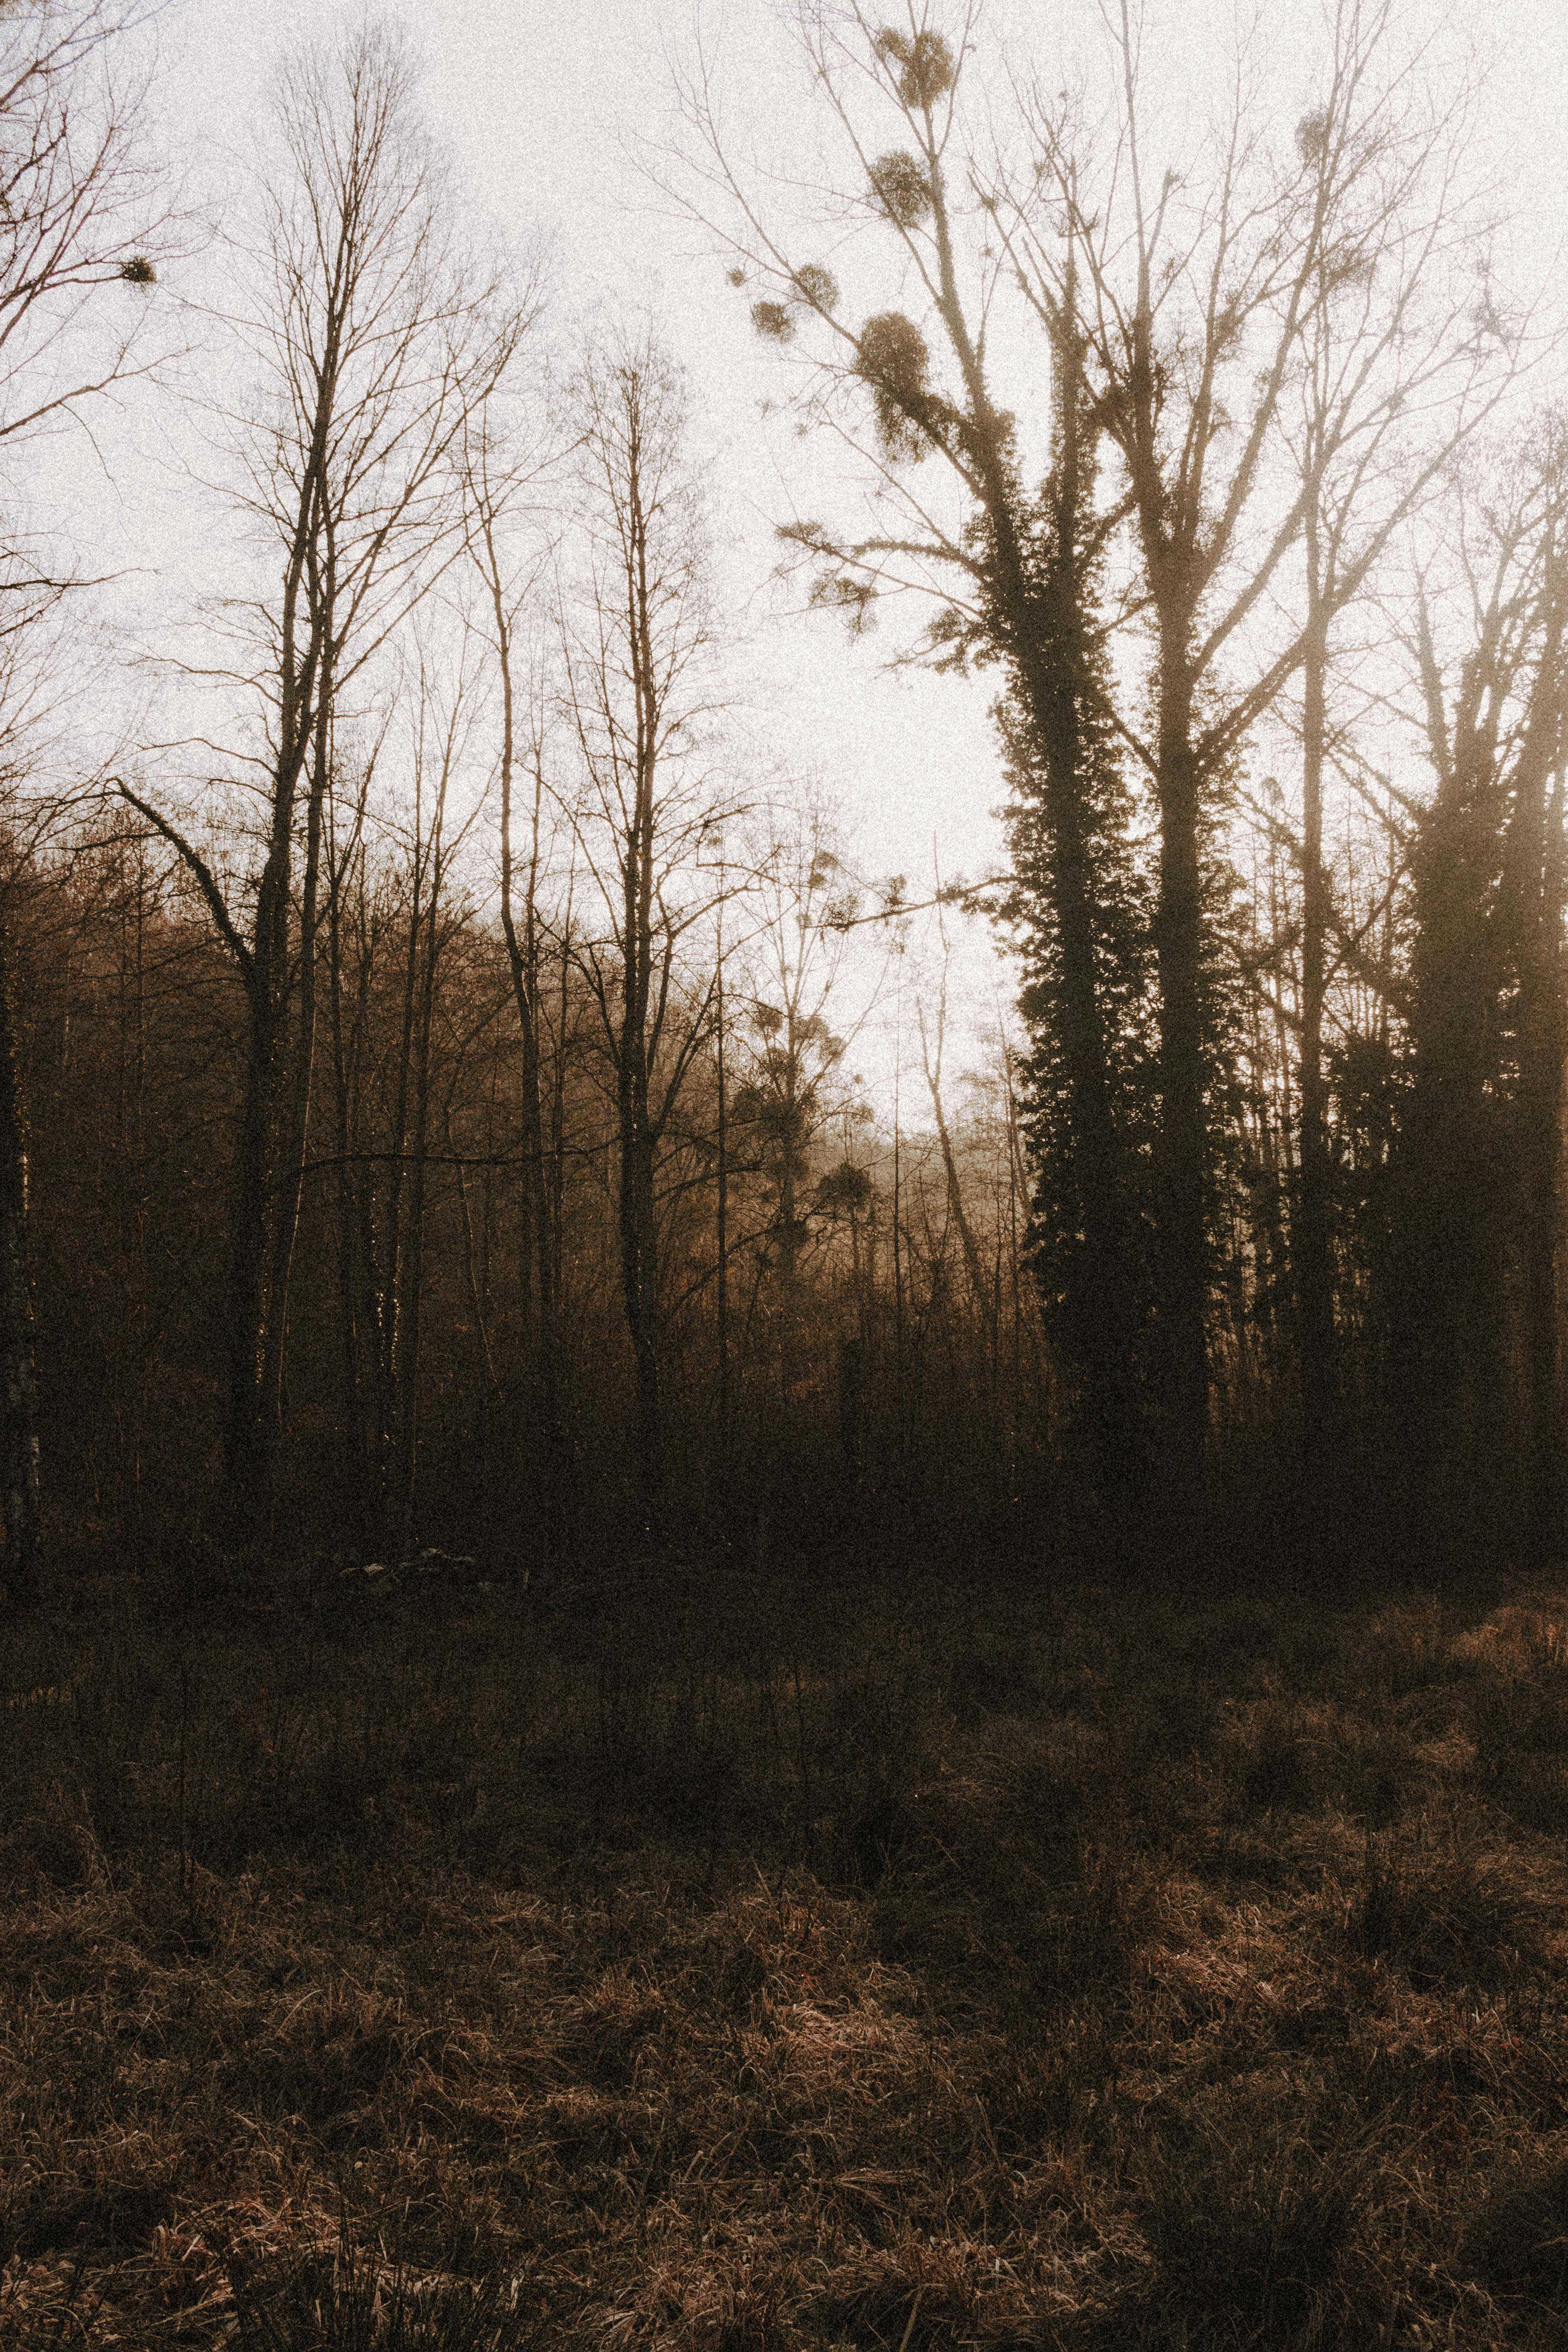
xmin=4 ymin=1539 xmax=1568 ymax=2348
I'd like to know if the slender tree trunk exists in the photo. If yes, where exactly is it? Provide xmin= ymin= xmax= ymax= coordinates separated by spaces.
xmin=328 ymin=831 xmax=368 ymax=1517
xmin=921 ymin=1002 xmax=994 ymax=1349
xmin=377 ymin=845 xmax=421 ymax=1545
xmin=0 ymin=910 xmax=40 ymax=1611
xmin=715 ymin=877 xmax=730 ymax=1456
xmin=1153 ymin=636 xmax=1210 ymax=1488
xmin=262 ymin=666 xmax=333 ymax=1472
xmin=394 ymin=896 xmax=437 ymax=1558
xmin=226 ymin=968 xmax=281 ymax=1527
xmin=892 ymin=1038 xmax=906 ymax=1475
xmin=776 ymin=1025 xmax=801 ymax=1392
xmin=617 ymin=1037 xmax=662 ymax=1503
xmin=1523 ymin=771 xmax=1561 ymax=1571
xmin=450 ymin=1094 xmax=501 ymax=1401
xmin=500 ymin=739 xmax=560 ymax=1504
xmin=476 ymin=456 xmax=564 ymax=1510
xmin=569 ymin=340 xmax=714 ymax=1519
xmin=222 ymin=524 xmax=320 ymax=1528
xmin=1519 ymin=767 xmax=1566 ymax=1563
xmin=1297 ymin=533 xmax=1336 ymax=1462
xmin=550 ymin=906 xmax=571 ymax=1346
xmin=616 ymin=448 xmax=666 ymax=1509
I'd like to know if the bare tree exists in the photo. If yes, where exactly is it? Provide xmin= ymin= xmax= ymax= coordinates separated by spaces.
xmin=0 ymin=0 xmax=173 ymax=1610
xmin=1387 ymin=436 xmax=1568 ymax=1545
xmin=559 ymin=329 xmax=734 ymax=1505
xmin=464 ymin=402 xmax=568 ymax=1508
xmin=122 ymin=21 xmax=528 ymax=1530
xmin=381 ymin=653 xmax=484 ymax=1555
xmin=1206 ymin=7 xmax=1509 ymax=1466
xmin=727 ymin=805 xmax=875 ymax=1399
xmin=0 ymin=0 xmax=172 ymax=472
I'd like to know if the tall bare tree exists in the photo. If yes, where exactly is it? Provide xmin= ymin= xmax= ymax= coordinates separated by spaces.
xmin=122 ymin=21 xmax=527 ymax=1530
xmin=0 ymin=0 xmax=172 ymax=1609
xmin=381 ymin=655 xmax=482 ymax=1555
xmin=725 ymin=806 xmax=879 ymax=1406
xmin=561 ymin=330 xmax=733 ymax=1505
xmin=465 ymin=407 xmax=567 ymax=1504
xmin=1389 ymin=440 xmax=1568 ymax=1544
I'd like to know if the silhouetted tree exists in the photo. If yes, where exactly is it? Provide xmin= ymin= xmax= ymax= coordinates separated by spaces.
xmin=1391 ymin=439 xmax=1568 ymax=1546
xmin=561 ymin=330 xmax=734 ymax=1507
xmin=123 ymin=21 xmax=524 ymax=1532
xmin=0 ymin=0 xmax=173 ymax=1608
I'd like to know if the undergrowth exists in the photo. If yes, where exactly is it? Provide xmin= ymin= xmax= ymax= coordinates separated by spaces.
xmin=2 ymin=1548 xmax=1568 ymax=2346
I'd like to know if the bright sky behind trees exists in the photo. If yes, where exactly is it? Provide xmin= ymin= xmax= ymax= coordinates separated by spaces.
xmin=44 ymin=0 xmax=1568 ymax=1093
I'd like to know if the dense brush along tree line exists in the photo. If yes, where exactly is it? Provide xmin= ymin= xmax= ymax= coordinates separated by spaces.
xmin=1 ymin=0 xmax=1566 ymax=1611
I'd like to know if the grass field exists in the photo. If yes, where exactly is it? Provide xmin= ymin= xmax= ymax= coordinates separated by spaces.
xmin=4 ymin=1542 xmax=1568 ymax=2348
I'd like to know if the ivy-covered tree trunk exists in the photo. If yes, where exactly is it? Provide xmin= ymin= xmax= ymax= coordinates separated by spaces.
xmin=985 ymin=291 xmax=1149 ymax=1480
xmin=1398 ymin=749 xmax=1509 ymax=1478
xmin=1514 ymin=763 xmax=1567 ymax=1564
xmin=1502 ymin=567 xmax=1568 ymax=1563
xmin=1007 ymin=625 xmax=1143 ymax=1469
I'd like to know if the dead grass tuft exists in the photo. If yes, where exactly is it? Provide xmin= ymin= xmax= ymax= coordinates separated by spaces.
xmin=1458 ymin=2144 xmax=1568 ymax=2303
xmin=1131 ymin=2080 xmax=1386 ymax=2347
xmin=225 ymin=2223 xmax=547 ymax=2350
xmin=1338 ymin=1822 xmax=1551 ymax=1989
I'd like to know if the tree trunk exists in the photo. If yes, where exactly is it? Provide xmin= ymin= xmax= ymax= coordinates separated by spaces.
xmin=715 ymin=883 xmax=730 ymax=1456
xmin=394 ymin=918 xmax=435 ymax=1558
xmin=1019 ymin=621 xmax=1141 ymax=1465
xmin=0 ymin=911 xmax=40 ymax=1611
xmin=921 ymin=1004 xmax=995 ymax=1351
xmin=618 ymin=1046 xmax=662 ymax=1506
xmin=1400 ymin=736 xmax=1509 ymax=1475
xmin=222 ymin=509 xmax=318 ymax=1529
xmin=1503 ymin=574 xmax=1568 ymax=1563
xmin=262 ymin=664 xmax=332 ymax=1471
xmin=1297 ymin=557 xmax=1336 ymax=1463
xmin=225 ymin=968 xmax=281 ymax=1529
xmin=1518 ymin=773 xmax=1566 ymax=1563
xmin=500 ymin=740 xmax=561 ymax=1513
xmin=327 ymin=830 xmax=369 ymax=1522
xmin=1153 ymin=641 xmax=1210 ymax=1487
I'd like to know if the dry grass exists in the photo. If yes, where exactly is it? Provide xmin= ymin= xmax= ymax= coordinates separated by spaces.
xmin=3 ymin=1553 xmax=1568 ymax=2346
